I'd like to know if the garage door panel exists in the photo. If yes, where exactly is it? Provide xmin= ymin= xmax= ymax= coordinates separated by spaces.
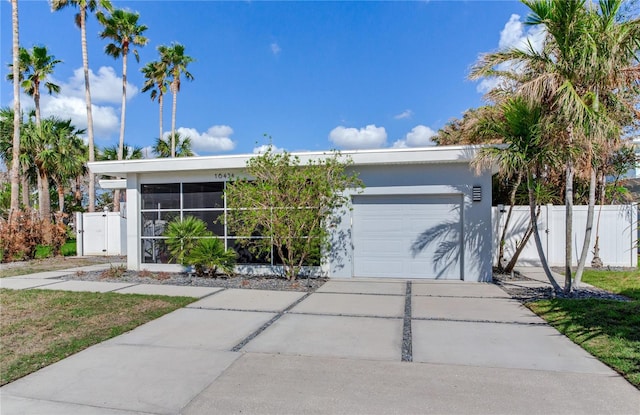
xmin=352 ymin=194 xmax=462 ymax=279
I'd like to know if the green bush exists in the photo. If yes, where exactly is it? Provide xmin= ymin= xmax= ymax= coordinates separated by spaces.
xmin=61 ymin=240 xmax=76 ymax=257
xmin=163 ymin=216 xmax=210 ymax=265
xmin=163 ymin=217 xmax=236 ymax=276
xmin=34 ymin=245 xmax=53 ymax=259
xmin=186 ymin=237 xmax=237 ymax=277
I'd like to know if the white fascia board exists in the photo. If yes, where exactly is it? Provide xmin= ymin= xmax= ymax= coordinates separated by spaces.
xmin=88 ymin=145 xmax=486 ymax=178
xmin=98 ymin=179 xmax=127 ymax=189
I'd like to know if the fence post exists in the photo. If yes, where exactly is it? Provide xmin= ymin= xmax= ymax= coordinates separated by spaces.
xmin=75 ymin=211 xmax=84 ymax=257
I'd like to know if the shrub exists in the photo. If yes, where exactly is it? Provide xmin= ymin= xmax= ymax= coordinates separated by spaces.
xmin=163 ymin=216 xmax=210 ymax=265
xmin=186 ymin=238 xmax=237 ymax=277
xmin=0 ymin=210 xmax=68 ymax=262
xmin=163 ymin=217 xmax=236 ymax=276
xmin=34 ymin=245 xmax=53 ymax=259
xmin=61 ymin=240 xmax=76 ymax=256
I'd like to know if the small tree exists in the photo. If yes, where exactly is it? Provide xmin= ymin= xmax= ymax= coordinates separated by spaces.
xmin=225 ymin=148 xmax=363 ymax=280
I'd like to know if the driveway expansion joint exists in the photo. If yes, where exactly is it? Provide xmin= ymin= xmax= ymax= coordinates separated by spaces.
xmin=412 ymin=317 xmax=549 ymax=326
xmin=315 ymin=291 xmax=403 ymax=297
xmin=286 ymin=311 xmax=403 ymax=320
xmin=402 ymin=281 xmax=413 ymax=362
xmin=230 ymin=291 xmax=314 ymax=352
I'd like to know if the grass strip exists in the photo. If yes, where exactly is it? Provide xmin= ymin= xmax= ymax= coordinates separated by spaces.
xmin=527 ymin=267 xmax=640 ymax=388
xmin=0 ymin=288 xmax=194 ymax=385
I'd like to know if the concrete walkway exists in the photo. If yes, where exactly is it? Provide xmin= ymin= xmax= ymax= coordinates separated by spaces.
xmin=1 ymin=269 xmax=638 ymax=414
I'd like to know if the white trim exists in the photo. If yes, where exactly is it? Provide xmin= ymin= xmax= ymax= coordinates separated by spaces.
xmin=98 ymin=179 xmax=127 ymax=189
xmin=89 ymin=146 xmax=486 ymax=178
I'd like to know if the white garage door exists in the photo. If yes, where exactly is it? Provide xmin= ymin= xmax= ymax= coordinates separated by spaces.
xmin=352 ymin=194 xmax=462 ymax=279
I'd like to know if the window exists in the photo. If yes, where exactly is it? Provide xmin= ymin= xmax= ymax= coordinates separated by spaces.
xmin=140 ymin=181 xmax=320 ymax=267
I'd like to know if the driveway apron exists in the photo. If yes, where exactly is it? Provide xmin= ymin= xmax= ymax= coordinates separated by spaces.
xmin=1 ymin=279 xmax=638 ymax=415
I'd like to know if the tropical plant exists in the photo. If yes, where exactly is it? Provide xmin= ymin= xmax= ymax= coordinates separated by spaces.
xmin=163 ymin=216 xmax=209 ymax=265
xmin=225 ymin=147 xmax=363 ymax=280
xmin=7 ymin=45 xmax=61 ymax=218
xmin=7 ymin=46 xmax=61 ymax=128
xmin=99 ymin=8 xmax=148 ymax=164
xmin=185 ymin=237 xmax=237 ymax=277
xmin=141 ymin=60 xmax=168 ymax=143
xmin=51 ymin=0 xmax=113 ymax=213
xmin=48 ymin=121 xmax=86 ymax=214
xmin=152 ymin=132 xmax=194 ymax=158
xmin=470 ymin=0 xmax=640 ymax=292
xmin=99 ymin=143 xmax=143 ymax=161
xmin=158 ymin=43 xmax=194 ymax=157
xmin=22 ymin=117 xmax=85 ymax=225
xmin=473 ymin=97 xmax=562 ymax=290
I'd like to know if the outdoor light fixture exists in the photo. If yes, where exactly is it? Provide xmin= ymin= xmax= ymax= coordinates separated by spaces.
xmin=472 ymin=186 xmax=482 ymax=202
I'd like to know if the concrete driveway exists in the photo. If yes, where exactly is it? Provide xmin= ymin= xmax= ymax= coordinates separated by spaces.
xmin=1 ymin=279 xmax=638 ymax=414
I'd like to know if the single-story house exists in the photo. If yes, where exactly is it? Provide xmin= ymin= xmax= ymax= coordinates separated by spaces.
xmin=89 ymin=146 xmax=494 ymax=282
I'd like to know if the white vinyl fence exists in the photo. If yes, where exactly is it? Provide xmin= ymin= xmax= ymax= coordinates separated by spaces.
xmin=492 ymin=204 xmax=638 ymax=268
xmin=76 ymin=209 xmax=126 ymax=256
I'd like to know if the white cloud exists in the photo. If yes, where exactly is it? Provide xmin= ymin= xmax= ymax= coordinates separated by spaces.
xmin=172 ymin=125 xmax=236 ymax=154
xmin=499 ymin=14 xmax=545 ymax=51
xmin=270 ymin=42 xmax=281 ymax=55
xmin=14 ymin=65 xmax=140 ymax=142
xmin=394 ymin=109 xmax=413 ymax=120
xmin=392 ymin=125 xmax=437 ymax=148
xmin=39 ymin=94 xmax=120 ymax=138
xmin=328 ymin=124 xmax=387 ymax=149
xmin=59 ymin=66 xmax=138 ymax=104
xmin=253 ymin=144 xmax=284 ymax=154
xmin=476 ymin=14 xmax=546 ymax=94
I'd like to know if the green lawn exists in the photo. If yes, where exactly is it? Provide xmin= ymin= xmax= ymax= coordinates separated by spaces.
xmin=0 ymin=289 xmax=194 ymax=385
xmin=527 ymin=266 xmax=640 ymax=388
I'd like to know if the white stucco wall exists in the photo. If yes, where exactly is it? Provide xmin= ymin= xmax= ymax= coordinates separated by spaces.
xmin=91 ymin=146 xmax=494 ymax=280
xmin=327 ymin=163 xmax=493 ymax=282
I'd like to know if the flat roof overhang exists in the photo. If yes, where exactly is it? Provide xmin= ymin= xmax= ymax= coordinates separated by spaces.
xmin=88 ymin=145 xmax=489 ymax=179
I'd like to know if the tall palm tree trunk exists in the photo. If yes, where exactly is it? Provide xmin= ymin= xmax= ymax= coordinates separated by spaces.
xmin=21 ymin=168 xmax=29 ymax=208
xmin=591 ymin=170 xmax=605 ymax=268
xmin=528 ymin=174 xmax=561 ymax=292
xmin=565 ymin=160 xmax=574 ymax=293
xmin=575 ymin=166 xmax=597 ymax=287
xmin=38 ymin=168 xmax=52 ymax=243
xmin=113 ymin=52 xmax=128 ymax=213
xmin=497 ymin=172 xmax=522 ymax=270
xmin=9 ymin=0 xmax=21 ymax=217
xmin=171 ymin=83 xmax=177 ymax=158
xmin=54 ymin=177 xmax=65 ymax=213
xmin=159 ymin=93 xmax=163 ymax=145
xmin=81 ymin=6 xmax=96 ymax=213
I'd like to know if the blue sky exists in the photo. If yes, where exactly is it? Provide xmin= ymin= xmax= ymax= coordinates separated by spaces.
xmin=1 ymin=0 xmax=541 ymax=157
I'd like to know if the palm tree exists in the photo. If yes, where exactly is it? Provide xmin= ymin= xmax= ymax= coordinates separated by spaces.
xmin=99 ymin=143 xmax=143 ymax=162
xmin=0 ymin=107 xmax=33 ymax=209
xmin=158 ymin=43 xmax=194 ymax=157
xmin=141 ymin=60 xmax=168 ymax=143
xmin=153 ymin=132 xmax=194 ymax=158
xmin=473 ymin=97 xmax=562 ymax=291
xmin=99 ymin=8 xmax=148 ymax=164
xmin=7 ymin=45 xmax=61 ymax=217
xmin=51 ymin=0 xmax=113 ymax=213
xmin=9 ymin=0 xmax=20 ymax=217
xmin=7 ymin=46 xmax=61 ymax=128
xmin=470 ymin=0 xmax=639 ymax=292
xmin=48 ymin=121 xmax=87 ymax=213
